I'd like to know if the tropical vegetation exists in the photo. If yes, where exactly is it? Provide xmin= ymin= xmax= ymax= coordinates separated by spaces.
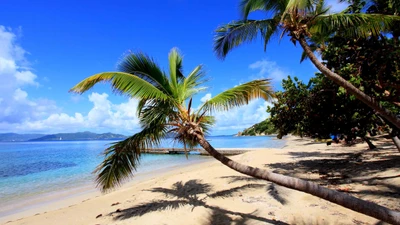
xmin=71 ymin=48 xmax=400 ymax=224
xmin=238 ymin=118 xmax=276 ymax=136
xmin=213 ymin=0 xmax=400 ymax=222
xmin=267 ymin=74 xmax=380 ymax=149
xmin=70 ymin=48 xmax=274 ymax=190
xmin=251 ymin=0 xmax=400 ymax=149
xmin=214 ymin=0 xmax=400 ymax=129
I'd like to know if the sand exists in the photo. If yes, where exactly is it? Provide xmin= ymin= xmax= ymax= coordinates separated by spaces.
xmin=1 ymin=135 xmax=399 ymax=225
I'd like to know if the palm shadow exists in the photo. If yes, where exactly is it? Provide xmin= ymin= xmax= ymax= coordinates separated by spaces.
xmin=268 ymin=150 xmax=400 ymax=186
xmin=265 ymin=148 xmax=400 ymax=209
xmin=109 ymin=179 xmax=289 ymax=225
xmin=219 ymin=176 xmax=288 ymax=205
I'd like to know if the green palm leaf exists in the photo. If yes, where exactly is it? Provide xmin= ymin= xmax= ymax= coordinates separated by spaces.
xmin=195 ymin=115 xmax=215 ymax=135
xmin=168 ymin=48 xmax=185 ymax=91
xmin=199 ymin=79 xmax=274 ymax=112
xmin=69 ymin=72 xmax=170 ymax=101
xmin=240 ymin=0 xmax=288 ymax=19
xmin=215 ymin=0 xmax=400 ymax=60
xmin=117 ymin=52 xmax=172 ymax=95
xmin=285 ymin=0 xmax=314 ymax=11
xmin=214 ymin=19 xmax=279 ymax=59
xmin=311 ymin=13 xmax=398 ymax=38
xmin=95 ymin=125 xmax=167 ymax=192
xmin=181 ymin=65 xmax=208 ymax=101
xmin=138 ymin=98 xmax=178 ymax=127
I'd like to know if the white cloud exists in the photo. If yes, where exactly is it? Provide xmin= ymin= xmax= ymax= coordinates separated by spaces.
xmin=86 ymin=93 xmax=140 ymax=131
xmin=0 ymin=26 xmax=58 ymax=126
xmin=15 ymin=70 xmax=38 ymax=86
xmin=0 ymin=26 xmax=141 ymax=134
xmin=3 ymin=92 xmax=141 ymax=134
xmin=249 ymin=60 xmax=287 ymax=83
xmin=212 ymin=99 xmax=272 ymax=134
xmin=0 ymin=26 xmax=270 ymax=136
xmin=198 ymin=94 xmax=271 ymax=135
xmin=13 ymin=88 xmax=28 ymax=101
xmin=200 ymin=93 xmax=212 ymax=103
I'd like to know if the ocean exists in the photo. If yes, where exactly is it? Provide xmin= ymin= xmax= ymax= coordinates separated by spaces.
xmin=0 ymin=136 xmax=285 ymax=218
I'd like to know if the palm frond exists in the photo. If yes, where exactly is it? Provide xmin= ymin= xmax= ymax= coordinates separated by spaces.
xmin=284 ymin=0 xmax=315 ymax=12
xmin=199 ymin=79 xmax=274 ymax=113
xmin=182 ymin=65 xmax=208 ymax=100
xmin=214 ymin=19 xmax=279 ymax=59
xmin=195 ymin=115 xmax=215 ymax=135
xmin=175 ymin=51 xmax=185 ymax=82
xmin=168 ymin=48 xmax=185 ymax=91
xmin=69 ymin=72 xmax=170 ymax=101
xmin=117 ymin=52 xmax=172 ymax=95
xmin=315 ymin=0 xmax=330 ymax=15
xmin=240 ymin=0 xmax=288 ymax=19
xmin=94 ymin=125 xmax=167 ymax=192
xmin=311 ymin=13 xmax=400 ymax=38
xmin=139 ymin=98 xmax=178 ymax=128
xmin=261 ymin=16 xmax=280 ymax=51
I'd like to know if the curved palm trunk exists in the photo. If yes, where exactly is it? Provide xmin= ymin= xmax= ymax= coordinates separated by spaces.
xmin=391 ymin=129 xmax=400 ymax=152
xmin=298 ymin=38 xmax=400 ymax=129
xmin=194 ymin=133 xmax=400 ymax=224
xmin=392 ymin=135 xmax=400 ymax=152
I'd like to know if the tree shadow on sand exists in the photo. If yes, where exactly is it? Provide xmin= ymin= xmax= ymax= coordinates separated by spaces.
xmin=108 ymin=179 xmax=289 ymax=225
xmin=219 ymin=176 xmax=288 ymax=205
xmin=266 ymin=146 xmax=400 ymax=211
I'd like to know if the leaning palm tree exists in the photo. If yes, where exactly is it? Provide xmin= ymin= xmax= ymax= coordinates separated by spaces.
xmin=214 ymin=0 xmax=400 ymax=129
xmin=70 ymin=48 xmax=400 ymax=224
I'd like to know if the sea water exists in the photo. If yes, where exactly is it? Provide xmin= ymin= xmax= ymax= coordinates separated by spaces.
xmin=0 ymin=136 xmax=285 ymax=217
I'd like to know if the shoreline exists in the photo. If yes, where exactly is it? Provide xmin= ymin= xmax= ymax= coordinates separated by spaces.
xmin=0 ymin=155 xmax=216 ymax=224
xmin=0 ymin=136 xmax=288 ymax=223
xmin=2 ymin=136 xmax=399 ymax=224
xmin=0 ymin=147 xmax=282 ymax=221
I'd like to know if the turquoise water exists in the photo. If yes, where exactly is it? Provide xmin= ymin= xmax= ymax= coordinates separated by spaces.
xmin=0 ymin=136 xmax=285 ymax=217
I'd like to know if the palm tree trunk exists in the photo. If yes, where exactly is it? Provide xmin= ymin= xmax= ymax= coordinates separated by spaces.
xmin=391 ymin=130 xmax=400 ymax=152
xmin=298 ymin=38 xmax=400 ymax=129
xmin=194 ymin=133 xmax=400 ymax=224
xmin=392 ymin=135 xmax=400 ymax=152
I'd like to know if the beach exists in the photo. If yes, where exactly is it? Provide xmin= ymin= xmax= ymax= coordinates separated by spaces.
xmin=1 ymin=135 xmax=399 ymax=225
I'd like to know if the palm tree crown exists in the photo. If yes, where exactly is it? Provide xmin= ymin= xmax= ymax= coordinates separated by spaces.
xmin=70 ymin=48 xmax=274 ymax=191
xmin=214 ymin=0 xmax=396 ymax=58
xmin=214 ymin=0 xmax=400 ymax=129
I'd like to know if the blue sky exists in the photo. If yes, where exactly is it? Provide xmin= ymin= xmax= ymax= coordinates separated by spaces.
xmin=0 ymin=0 xmax=347 ymax=135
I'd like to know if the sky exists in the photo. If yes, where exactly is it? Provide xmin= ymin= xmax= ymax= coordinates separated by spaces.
xmin=0 ymin=0 xmax=348 ymax=135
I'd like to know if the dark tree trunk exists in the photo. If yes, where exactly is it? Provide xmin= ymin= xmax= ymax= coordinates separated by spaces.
xmin=391 ymin=130 xmax=400 ymax=152
xmin=298 ymin=38 xmax=400 ymax=130
xmin=193 ymin=132 xmax=400 ymax=224
xmin=363 ymin=136 xmax=377 ymax=150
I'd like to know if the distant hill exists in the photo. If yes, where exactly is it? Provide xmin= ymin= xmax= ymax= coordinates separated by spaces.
xmin=237 ymin=119 xmax=276 ymax=136
xmin=28 ymin=131 xmax=127 ymax=141
xmin=0 ymin=132 xmax=127 ymax=142
xmin=0 ymin=133 xmax=45 ymax=142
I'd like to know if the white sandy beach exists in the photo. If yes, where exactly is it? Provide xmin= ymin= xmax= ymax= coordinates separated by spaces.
xmin=1 ymin=135 xmax=399 ymax=225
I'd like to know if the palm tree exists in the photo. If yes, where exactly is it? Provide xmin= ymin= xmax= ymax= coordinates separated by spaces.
xmin=70 ymin=48 xmax=400 ymax=224
xmin=365 ymin=0 xmax=400 ymax=42
xmin=214 ymin=0 xmax=400 ymax=129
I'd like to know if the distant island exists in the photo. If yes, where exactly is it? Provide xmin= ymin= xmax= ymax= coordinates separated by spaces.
xmin=0 ymin=131 xmax=127 ymax=142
